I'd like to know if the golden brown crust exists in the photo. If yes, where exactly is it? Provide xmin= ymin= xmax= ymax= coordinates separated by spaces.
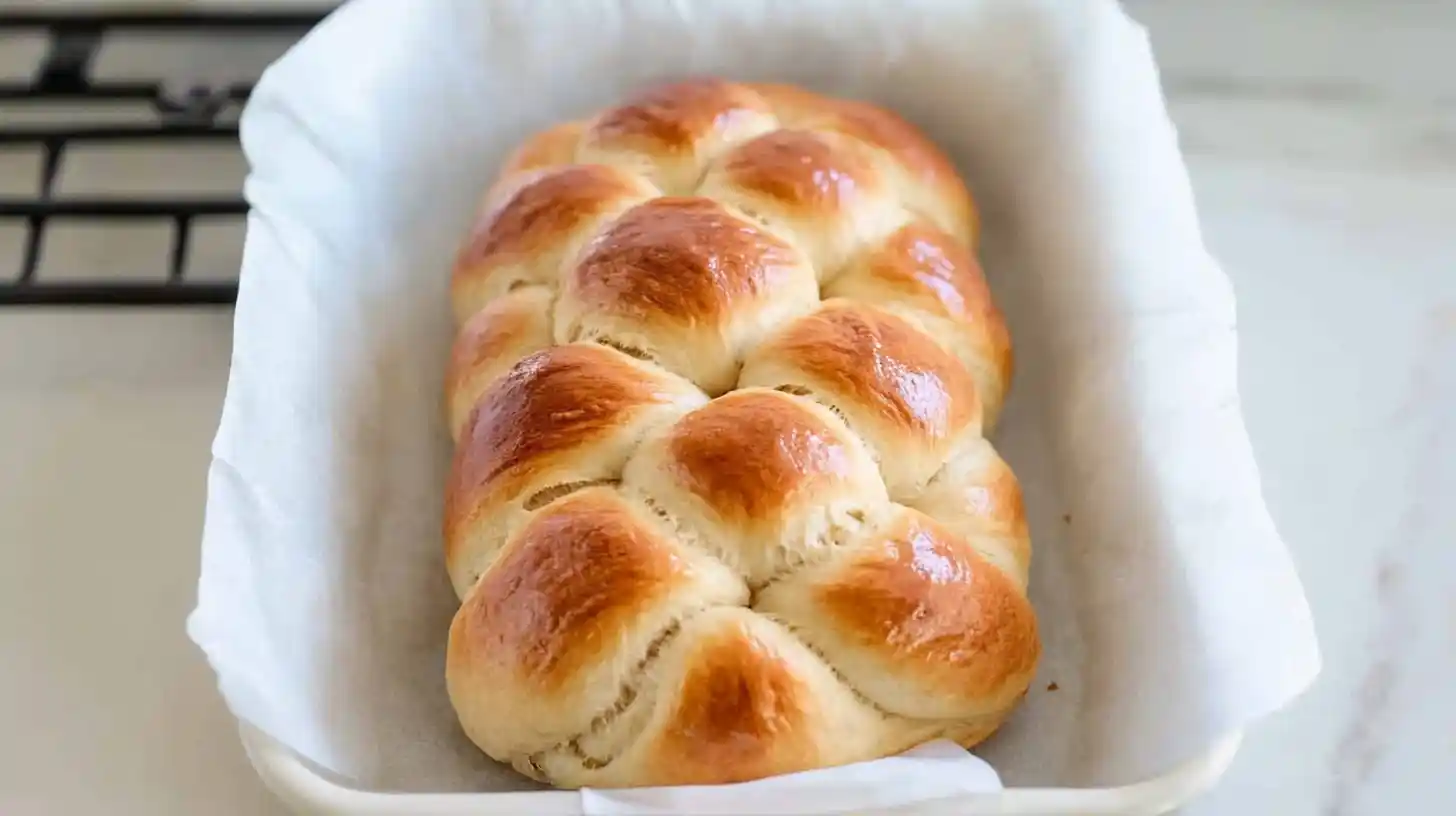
xmin=499 ymin=120 xmax=585 ymax=179
xmin=697 ymin=128 xmax=906 ymax=280
xmin=585 ymin=78 xmax=774 ymax=154
xmin=460 ymin=165 xmax=651 ymax=271
xmin=816 ymin=511 xmax=1038 ymax=706
xmin=950 ymin=452 xmax=1026 ymax=541
xmin=665 ymin=390 xmax=855 ymax=522
xmin=447 ymin=345 xmax=662 ymax=523
xmin=826 ymin=221 xmax=1012 ymax=423
xmin=720 ymin=129 xmax=882 ymax=215
xmin=557 ymin=197 xmax=820 ymax=394
xmin=578 ymin=79 xmax=779 ymax=195
xmin=750 ymin=83 xmax=977 ymax=243
xmin=649 ymin=614 xmax=822 ymax=783
xmin=444 ymin=344 xmax=704 ymax=593
xmin=445 ymin=286 xmax=555 ymax=441
xmin=542 ymin=607 xmax=904 ymax=789
xmin=737 ymin=300 xmax=983 ymax=496
xmin=820 ymin=100 xmax=975 ymax=236
xmin=454 ymin=490 xmax=693 ymax=694
xmin=622 ymin=388 xmax=886 ymax=587
xmin=452 ymin=164 xmax=656 ymax=323
xmin=442 ymin=80 xmax=1033 ymax=790
xmin=479 ymin=120 xmax=588 ymax=208
xmin=757 ymin=302 xmax=980 ymax=440
xmin=448 ymin=489 xmax=747 ymax=760
xmin=838 ymin=222 xmax=1008 ymax=351
xmin=905 ymin=437 xmax=1031 ymax=587
xmin=757 ymin=507 xmax=1039 ymax=722
xmin=567 ymin=197 xmax=793 ymax=321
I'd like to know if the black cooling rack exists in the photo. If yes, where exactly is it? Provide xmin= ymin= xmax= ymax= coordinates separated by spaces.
xmin=0 ymin=9 xmax=326 ymax=306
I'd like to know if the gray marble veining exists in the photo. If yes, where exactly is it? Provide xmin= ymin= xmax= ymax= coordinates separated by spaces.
xmin=1125 ymin=2 xmax=1456 ymax=814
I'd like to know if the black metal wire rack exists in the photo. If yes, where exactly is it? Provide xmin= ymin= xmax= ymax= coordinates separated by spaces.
xmin=0 ymin=9 xmax=326 ymax=306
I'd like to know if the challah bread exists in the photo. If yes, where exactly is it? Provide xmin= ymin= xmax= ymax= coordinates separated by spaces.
xmin=442 ymin=78 xmax=1039 ymax=789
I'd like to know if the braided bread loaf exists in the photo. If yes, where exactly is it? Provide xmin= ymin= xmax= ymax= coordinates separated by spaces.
xmin=442 ymin=79 xmax=1039 ymax=789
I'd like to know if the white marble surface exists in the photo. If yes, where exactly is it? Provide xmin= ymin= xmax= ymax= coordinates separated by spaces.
xmin=0 ymin=1 xmax=1453 ymax=814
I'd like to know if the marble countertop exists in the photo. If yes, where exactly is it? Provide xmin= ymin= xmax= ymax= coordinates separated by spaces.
xmin=1 ymin=1 xmax=1452 ymax=814
xmin=1128 ymin=2 xmax=1456 ymax=814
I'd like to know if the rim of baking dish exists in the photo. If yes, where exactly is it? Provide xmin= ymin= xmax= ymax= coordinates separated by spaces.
xmin=240 ymin=725 xmax=1242 ymax=816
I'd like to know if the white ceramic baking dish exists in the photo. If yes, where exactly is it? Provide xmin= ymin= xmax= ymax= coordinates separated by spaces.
xmin=190 ymin=0 xmax=1321 ymax=810
xmin=241 ymin=726 xmax=1242 ymax=816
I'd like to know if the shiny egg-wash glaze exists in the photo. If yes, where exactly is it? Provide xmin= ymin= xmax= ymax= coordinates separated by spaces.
xmin=441 ymin=78 xmax=1039 ymax=789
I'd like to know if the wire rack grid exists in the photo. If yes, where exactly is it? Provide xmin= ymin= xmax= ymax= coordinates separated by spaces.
xmin=0 ymin=8 xmax=326 ymax=306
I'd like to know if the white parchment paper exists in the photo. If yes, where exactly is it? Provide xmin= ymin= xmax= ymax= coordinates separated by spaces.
xmin=186 ymin=0 xmax=1321 ymax=809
